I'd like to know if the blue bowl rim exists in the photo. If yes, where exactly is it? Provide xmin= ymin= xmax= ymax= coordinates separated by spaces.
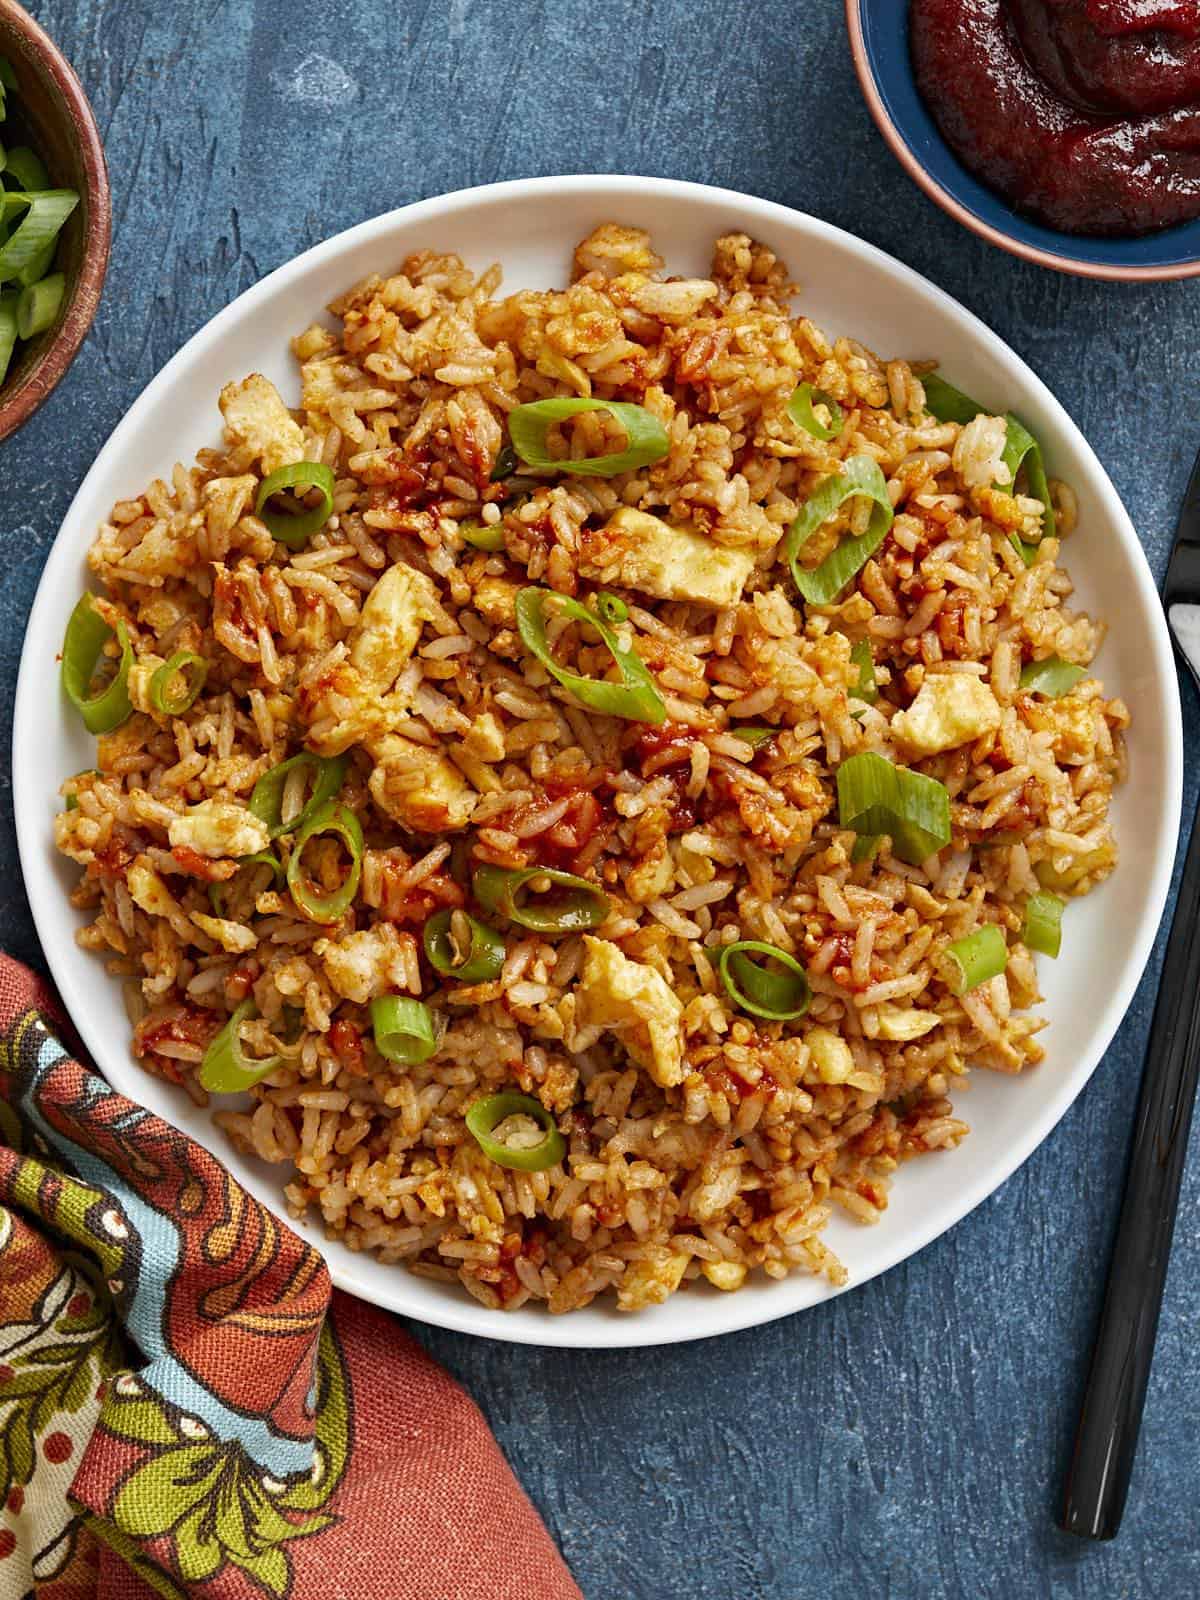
xmin=844 ymin=0 xmax=1200 ymax=282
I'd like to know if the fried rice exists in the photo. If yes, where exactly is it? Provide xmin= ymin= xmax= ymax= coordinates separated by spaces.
xmin=54 ymin=224 xmax=1128 ymax=1314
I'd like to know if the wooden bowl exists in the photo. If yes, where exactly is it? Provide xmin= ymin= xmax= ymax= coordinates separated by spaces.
xmin=0 ymin=0 xmax=109 ymax=440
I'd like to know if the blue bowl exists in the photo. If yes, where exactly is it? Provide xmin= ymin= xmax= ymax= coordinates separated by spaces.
xmin=846 ymin=0 xmax=1200 ymax=281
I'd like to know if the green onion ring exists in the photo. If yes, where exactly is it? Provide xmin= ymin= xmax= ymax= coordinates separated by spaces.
xmin=60 ymin=595 xmax=134 ymax=735
xmin=473 ymin=863 xmax=610 ymax=933
xmin=0 ymin=290 xmax=17 ymax=386
xmin=787 ymin=382 xmax=844 ymax=442
xmin=730 ymin=725 xmax=777 ymax=749
xmin=837 ymin=750 xmax=951 ymax=867
xmin=923 ymin=373 xmax=1056 ymax=542
xmin=15 ymin=271 xmax=63 ymax=338
xmin=507 ymin=398 xmax=670 ymax=478
xmin=461 ymin=520 xmax=506 ymax=551
xmin=849 ymin=640 xmax=877 ymax=705
xmin=717 ymin=940 xmax=812 ymax=1022
xmin=255 ymin=461 xmax=335 ymax=548
xmin=207 ymin=850 xmax=285 ymax=917
xmin=942 ymin=924 xmax=1008 ymax=996
xmin=3 ymin=144 xmax=48 ymax=192
xmin=490 ymin=441 xmax=518 ymax=481
xmin=1010 ymin=535 xmax=1040 ymax=568
xmin=465 ymin=1091 xmax=566 ymax=1172
xmin=786 ymin=454 xmax=894 ymax=605
xmin=0 ymin=58 xmax=18 ymax=92
xmin=1023 ymin=892 xmax=1064 ymax=958
xmin=369 ymin=995 xmax=437 ymax=1065
xmin=249 ymin=752 xmax=348 ymax=840
xmin=148 ymin=651 xmax=208 ymax=717
xmin=594 ymin=591 xmax=629 ymax=624
xmin=423 ymin=909 xmax=506 ymax=983
xmin=199 ymin=1001 xmax=281 ymax=1093
xmin=515 ymin=586 xmax=666 ymax=725
xmin=1019 ymin=656 xmax=1087 ymax=698
xmin=0 ymin=190 xmax=77 ymax=281
xmin=286 ymin=801 xmax=363 ymax=924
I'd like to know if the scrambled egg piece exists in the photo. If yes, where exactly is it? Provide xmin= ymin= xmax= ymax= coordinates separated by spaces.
xmin=806 ymin=1027 xmax=855 ymax=1085
xmin=219 ymin=374 xmax=306 ymax=476
xmin=472 ymin=575 xmax=521 ymax=626
xmin=891 ymin=674 xmax=1001 ymax=756
xmin=577 ymin=508 xmax=755 ymax=608
xmin=305 ymin=565 xmax=441 ymax=755
xmin=617 ymin=1250 xmax=690 ymax=1311
xmin=577 ymin=935 xmax=683 ymax=1088
xmin=190 ymin=911 xmax=258 ymax=954
xmin=702 ymin=1260 xmax=748 ymax=1292
xmin=874 ymin=1008 xmax=940 ymax=1042
xmin=316 ymin=925 xmax=411 ymax=1004
xmin=367 ymin=734 xmax=477 ymax=833
xmin=1020 ymin=691 xmax=1098 ymax=765
xmin=168 ymin=800 xmax=269 ymax=860
xmin=127 ymin=859 xmax=180 ymax=919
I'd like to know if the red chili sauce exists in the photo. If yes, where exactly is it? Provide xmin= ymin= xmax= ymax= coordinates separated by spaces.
xmin=909 ymin=0 xmax=1200 ymax=235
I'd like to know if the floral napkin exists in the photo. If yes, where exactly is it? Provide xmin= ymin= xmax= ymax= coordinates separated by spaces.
xmin=0 ymin=954 xmax=582 ymax=1600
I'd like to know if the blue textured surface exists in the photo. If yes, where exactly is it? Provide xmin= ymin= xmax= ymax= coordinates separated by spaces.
xmin=856 ymin=0 xmax=1200 ymax=273
xmin=2 ymin=4 xmax=1199 ymax=1596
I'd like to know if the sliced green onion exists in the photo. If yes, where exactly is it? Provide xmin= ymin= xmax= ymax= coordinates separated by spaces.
xmin=249 ymin=752 xmax=347 ymax=839
xmin=461 ymin=520 xmax=505 ymax=551
xmin=62 ymin=770 xmax=96 ymax=813
xmin=1023 ymin=891 xmax=1065 ymax=958
xmin=148 ymin=651 xmax=207 ymax=716
xmin=0 ymin=191 xmax=77 ymax=282
xmin=730 ymin=725 xmax=776 ymax=749
xmin=786 ymin=454 xmax=894 ymax=605
xmin=254 ymin=461 xmax=334 ymax=548
xmin=923 ymin=373 xmax=1055 ymax=541
xmin=850 ymin=640 xmax=877 ymax=704
xmin=61 ymin=595 xmax=134 ymax=735
xmin=490 ymin=441 xmax=517 ymax=481
xmin=594 ymin=591 xmax=628 ymax=624
xmin=1010 ymin=535 xmax=1039 ymax=568
xmin=18 ymin=236 xmax=58 ymax=288
xmin=3 ymin=145 xmax=47 ymax=193
xmin=508 ymin=398 xmax=670 ymax=478
xmin=423 ymin=909 xmax=506 ymax=983
xmin=515 ymin=586 xmax=665 ymax=725
xmin=465 ymin=1091 xmax=565 ymax=1172
xmin=717 ymin=940 xmax=811 ymax=1022
xmin=0 ymin=59 xmax=17 ymax=92
xmin=787 ymin=382 xmax=844 ymax=442
xmin=0 ymin=289 xmax=17 ymax=385
xmin=199 ymin=1001 xmax=281 ymax=1093
xmin=15 ymin=271 xmax=62 ymax=338
xmin=207 ymin=850 xmax=284 ymax=916
xmin=369 ymin=995 xmax=436 ymax=1065
xmin=286 ymin=800 xmax=363 ymax=923
xmin=1019 ymin=656 xmax=1087 ymax=698
xmin=837 ymin=750 xmax=951 ymax=867
xmin=473 ymin=863 xmax=609 ymax=933
xmin=942 ymin=924 xmax=1007 ymax=995
xmin=850 ymin=834 xmax=881 ymax=864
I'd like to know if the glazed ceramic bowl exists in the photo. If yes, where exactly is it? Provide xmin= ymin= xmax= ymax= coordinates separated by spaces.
xmin=13 ymin=176 xmax=1183 ymax=1347
xmin=0 ymin=0 xmax=110 ymax=440
xmin=846 ymin=0 xmax=1200 ymax=282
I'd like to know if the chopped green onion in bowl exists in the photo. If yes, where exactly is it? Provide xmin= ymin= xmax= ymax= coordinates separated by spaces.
xmin=0 ymin=66 xmax=79 ymax=387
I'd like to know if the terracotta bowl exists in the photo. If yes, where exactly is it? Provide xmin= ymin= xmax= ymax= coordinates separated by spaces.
xmin=0 ymin=0 xmax=109 ymax=440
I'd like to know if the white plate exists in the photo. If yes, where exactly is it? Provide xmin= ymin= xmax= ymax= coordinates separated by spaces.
xmin=13 ymin=176 xmax=1183 ymax=1348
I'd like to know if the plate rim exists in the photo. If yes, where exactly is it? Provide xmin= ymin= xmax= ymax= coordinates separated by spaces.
xmin=13 ymin=174 xmax=1185 ymax=1348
